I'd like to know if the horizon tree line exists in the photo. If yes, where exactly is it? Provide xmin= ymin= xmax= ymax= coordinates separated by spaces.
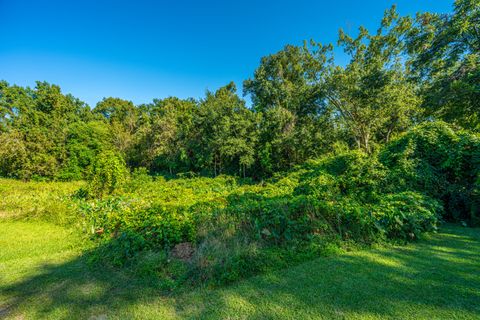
xmin=0 ymin=0 xmax=478 ymax=180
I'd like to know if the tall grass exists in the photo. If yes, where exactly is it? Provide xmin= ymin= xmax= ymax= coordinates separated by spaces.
xmin=0 ymin=178 xmax=83 ymax=224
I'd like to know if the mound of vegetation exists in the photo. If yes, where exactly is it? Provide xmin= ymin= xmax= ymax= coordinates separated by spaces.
xmin=380 ymin=122 xmax=480 ymax=224
xmin=40 ymin=121 xmax=467 ymax=288
xmin=2 ymin=122 xmax=475 ymax=288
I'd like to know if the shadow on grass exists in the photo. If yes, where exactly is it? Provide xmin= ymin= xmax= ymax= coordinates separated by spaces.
xmin=1 ymin=225 xmax=480 ymax=319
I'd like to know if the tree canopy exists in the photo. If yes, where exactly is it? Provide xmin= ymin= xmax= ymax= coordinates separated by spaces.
xmin=0 ymin=0 xmax=478 ymax=180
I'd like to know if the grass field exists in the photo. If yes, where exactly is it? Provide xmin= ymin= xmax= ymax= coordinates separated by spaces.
xmin=1 ymin=220 xmax=478 ymax=320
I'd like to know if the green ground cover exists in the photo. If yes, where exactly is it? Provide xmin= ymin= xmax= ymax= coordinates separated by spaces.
xmin=1 ymin=220 xmax=479 ymax=319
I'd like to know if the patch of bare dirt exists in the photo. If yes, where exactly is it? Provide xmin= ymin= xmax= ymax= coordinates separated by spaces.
xmin=171 ymin=242 xmax=195 ymax=261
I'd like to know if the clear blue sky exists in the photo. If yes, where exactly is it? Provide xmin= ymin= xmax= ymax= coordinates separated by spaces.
xmin=0 ymin=0 xmax=452 ymax=107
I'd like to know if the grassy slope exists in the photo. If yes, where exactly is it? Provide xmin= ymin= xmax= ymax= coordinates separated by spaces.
xmin=0 ymin=221 xmax=479 ymax=320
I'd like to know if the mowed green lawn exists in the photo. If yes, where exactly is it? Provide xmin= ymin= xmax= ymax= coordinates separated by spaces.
xmin=0 ymin=221 xmax=479 ymax=320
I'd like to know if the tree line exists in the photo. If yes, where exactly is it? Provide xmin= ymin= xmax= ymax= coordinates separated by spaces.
xmin=0 ymin=0 xmax=478 ymax=180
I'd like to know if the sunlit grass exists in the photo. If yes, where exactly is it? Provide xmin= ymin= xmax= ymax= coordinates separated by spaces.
xmin=0 ymin=178 xmax=83 ymax=222
xmin=1 ymin=221 xmax=478 ymax=319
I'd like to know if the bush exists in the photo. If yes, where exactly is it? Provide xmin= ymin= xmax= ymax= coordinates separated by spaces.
xmin=380 ymin=121 xmax=480 ymax=224
xmin=84 ymin=150 xmax=129 ymax=198
xmin=373 ymin=192 xmax=441 ymax=240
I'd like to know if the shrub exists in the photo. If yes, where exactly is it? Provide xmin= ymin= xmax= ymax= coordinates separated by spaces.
xmin=373 ymin=192 xmax=442 ymax=240
xmin=380 ymin=121 xmax=480 ymax=224
xmin=471 ymin=175 xmax=480 ymax=225
xmin=84 ymin=150 xmax=129 ymax=198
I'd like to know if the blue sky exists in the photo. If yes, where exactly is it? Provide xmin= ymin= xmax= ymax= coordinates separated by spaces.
xmin=0 ymin=0 xmax=452 ymax=107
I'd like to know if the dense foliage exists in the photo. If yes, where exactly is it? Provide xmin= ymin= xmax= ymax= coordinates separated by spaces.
xmin=2 ymin=121 xmax=478 ymax=287
xmin=380 ymin=121 xmax=480 ymax=224
xmin=406 ymin=0 xmax=480 ymax=130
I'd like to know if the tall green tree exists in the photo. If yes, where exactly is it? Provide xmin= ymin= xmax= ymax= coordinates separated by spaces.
xmin=0 ymin=81 xmax=91 ymax=179
xmin=244 ymin=43 xmax=336 ymax=173
xmin=134 ymin=97 xmax=197 ymax=174
xmin=58 ymin=121 xmax=113 ymax=180
xmin=406 ymin=0 xmax=480 ymax=130
xmin=244 ymin=42 xmax=332 ymax=117
xmin=327 ymin=6 xmax=421 ymax=153
xmin=195 ymin=83 xmax=259 ymax=176
xmin=94 ymin=97 xmax=138 ymax=157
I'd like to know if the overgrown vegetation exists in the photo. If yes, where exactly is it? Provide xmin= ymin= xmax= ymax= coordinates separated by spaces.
xmin=0 ymin=0 xmax=479 ymax=291
xmin=1 ymin=121 xmax=478 ymax=288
